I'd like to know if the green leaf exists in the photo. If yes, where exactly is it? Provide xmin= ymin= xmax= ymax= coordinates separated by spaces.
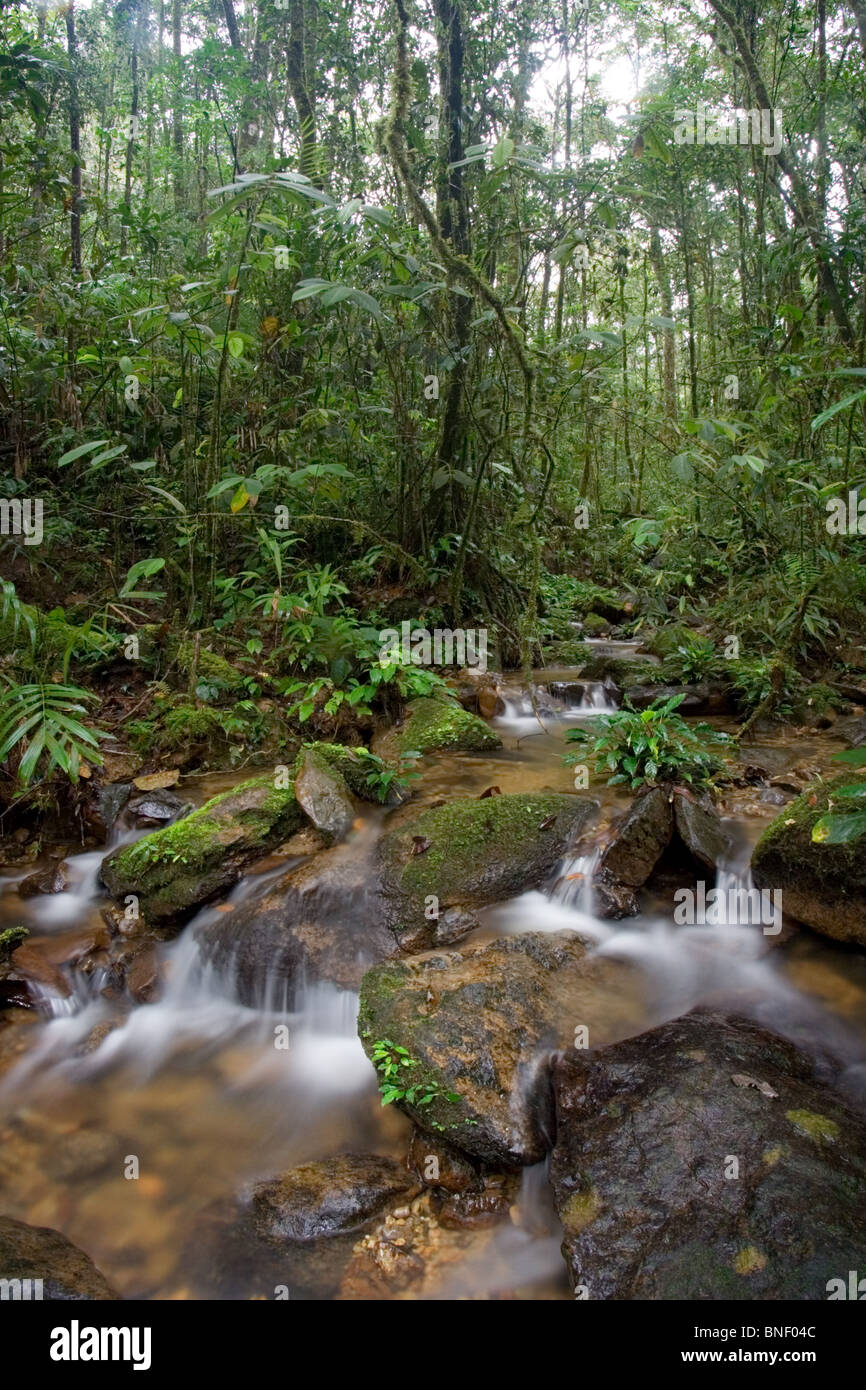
xmin=57 ymin=439 xmax=109 ymax=466
xmin=812 ymin=811 xmax=866 ymax=844
xmin=811 ymin=389 xmax=866 ymax=432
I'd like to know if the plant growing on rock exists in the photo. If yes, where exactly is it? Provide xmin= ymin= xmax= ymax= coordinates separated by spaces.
xmin=369 ymin=1038 xmax=460 ymax=1111
xmin=811 ymin=746 xmax=866 ymax=845
xmin=564 ymin=693 xmax=729 ymax=790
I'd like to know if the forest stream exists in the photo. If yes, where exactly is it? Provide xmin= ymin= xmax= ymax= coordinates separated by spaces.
xmin=1 ymin=673 xmax=864 ymax=1302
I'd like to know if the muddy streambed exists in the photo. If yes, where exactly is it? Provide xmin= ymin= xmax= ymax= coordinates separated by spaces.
xmin=0 ymin=678 xmax=865 ymax=1299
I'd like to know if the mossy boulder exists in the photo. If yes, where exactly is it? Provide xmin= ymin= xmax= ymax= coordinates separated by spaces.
xmin=358 ymin=932 xmax=640 ymax=1166
xmin=378 ymin=791 xmax=597 ymax=949
xmin=551 ymin=1012 xmax=866 ymax=1299
xmin=371 ymin=696 xmax=501 ymax=762
xmin=170 ymin=637 xmax=247 ymax=693
xmin=294 ymin=746 xmax=358 ymax=842
xmin=100 ymin=775 xmax=305 ymax=921
xmin=578 ymin=654 xmax=663 ymax=687
xmin=751 ymin=776 xmax=866 ymax=947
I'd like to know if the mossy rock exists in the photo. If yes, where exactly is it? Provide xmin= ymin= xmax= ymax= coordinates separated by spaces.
xmin=641 ymin=624 xmax=701 ymax=660
xmin=171 ymin=638 xmax=247 ymax=693
xmin=551 ymin=1012 xmax=866 ymax=1299
xmin=580 ymin=612 xmax=609 ymax=636
xmin=100 ymin=775 xmax=305 ymax=922
xmin=751 ymin=775 xmax=866 ymax=947
xmin=372 ymin=696 xmax=501 ymax=762
xmin=578 ymin=654 xmax=663 ymax=687
xmin=358 ymin=932 xmax=638 ymax=1165
xmin=378 ymin=791 xmax=597 ymax=949
xmin=541 ymin=639 xmax=593 ymax=666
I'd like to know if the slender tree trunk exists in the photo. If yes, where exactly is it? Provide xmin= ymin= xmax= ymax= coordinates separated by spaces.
xmin=65 ymin=2 xmax=82 ymax=277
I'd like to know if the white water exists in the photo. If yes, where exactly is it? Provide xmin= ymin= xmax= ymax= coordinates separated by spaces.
xmin=496 ymin=680 xmax=617 ymax=736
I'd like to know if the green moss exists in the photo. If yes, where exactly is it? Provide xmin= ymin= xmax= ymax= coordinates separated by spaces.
xmin=581 ymin=612 xmax=609 ymax=636
xmin=101 ymin=774 xmax=304 ymax=918
xmin=642 ymin=624 xmax=701 ymax=660
xmin=0 ymin=925 xmax=28 ymax=963
xmin=173 ymin=640 xmax=247 ymax=692
xmin=161 ymin=703 xmax=227 ymax=749
xmin=753 ymin=776 xmax=866 ymax=889
xmin=786 ymin=1109 xmax=840 ymax=1144
xmin=561 ymin=1186 xmax=603 ymax=1236
xmin=379 ymin=696 xmax=501 ymax=761
xmin=302 ymin=742 xmax=383 ymax=802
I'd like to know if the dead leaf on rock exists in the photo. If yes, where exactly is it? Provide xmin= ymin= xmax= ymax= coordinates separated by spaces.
xmin=731 ymin=1073 xmax=779 ymax=1099
xmin=133 ymin=769 xmax=180 ymax=791
xmin=411 ymin=836 xmax=431 ymax=856
xmin=479 ymin=786 xmax=501 ymax=799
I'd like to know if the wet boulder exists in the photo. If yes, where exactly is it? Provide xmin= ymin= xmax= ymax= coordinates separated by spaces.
xmin=372 ymin=696 xmax=501 ymax=762
xmin=673 ymin=790 xmax=733 ymax=869
xmin=378 ymin=792 xmax=597 ymax=950
xmin=358 ymin=932 xmax=641 ymax=1167
xmin=550 ymin=1012 xmax=866 ymax=1300
xmin=195 ymin=840 xmax=393 ymax=999
xmin=294 ymin=746 xmax=357 ymax=843
xmin=100 ymin=775 xmax=305 ymax=923
xmin=600 ymin=786 xmax=673 ymax=887
xmin=249 ymin=1154 xmax=418 ymax=1244
xmin=188 ymin=1155 xmax=417 ymax=1300
xmin=751 ymin=777 xmax=866 ymax=947
xmin=0 ymin=1215 xmax=119 ymax=1300
xmin=18 ymin=862 xmax=69 ymax=898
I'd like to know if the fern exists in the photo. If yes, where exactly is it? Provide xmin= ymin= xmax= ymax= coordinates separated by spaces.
xmin=0 ymin=680 xmax=106 ymax=785
xmin=0 ymin=579 xmax=36 ymax=651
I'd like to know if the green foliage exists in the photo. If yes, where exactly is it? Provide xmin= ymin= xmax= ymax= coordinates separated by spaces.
xmin=0 ymin=925 xmax=29 ymax=963
xmin=369 ymin=1038 xmax=460 ymax=1109
xmin=662 ymin=634 xmax=719 ymax=684
xmin=564 ymin=693 xmax=729 ymax=790
xmin=729 ymin=658 xmax=799 ymax=715
xmin=352 ymin=746 xmax=420 ymax=801
xmin=0 ymin=680 xmax=106 ymax=785
xmin=812 ymin=747 xmax=866 ymax=844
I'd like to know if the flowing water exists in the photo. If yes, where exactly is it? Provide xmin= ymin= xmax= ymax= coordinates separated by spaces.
xmin=1 ymin=680 xmax=865 ymax=1299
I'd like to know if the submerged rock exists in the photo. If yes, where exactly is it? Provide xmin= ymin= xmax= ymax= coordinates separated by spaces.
xmin=378 ymin=791 xmax=597 ymax=950
xmin=358 ymin=931 xmax=639 ymax=1167
xmin=550 ymin=1012 xmax=866 ymax=1300
xmin=249 ymin=1154 xmax=418 ymax=1243
xmin=0 ymin=1215 xmax=119 ymax=1300
xmin=372 ymin=696 xmax=501 ymax=762
xmin=751 ymin=777 xmax=866 ymax=947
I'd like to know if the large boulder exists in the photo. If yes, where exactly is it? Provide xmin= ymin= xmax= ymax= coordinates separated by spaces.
xmin=294 ymin=746 xmax=357 ymax=842
xmin=673 ymin=789 xmax=733 ymax=869
xmin=0 ymin=1215 xmax=118 ymax=1300
xmin=358 ymin=932 xmax=641 ymax=1167
xmin=751 ymin=777 xmax=866 ymax=947
xmin=600 ymin=786 xmax=673 ymax=887
xmin=550 ymin=1012 xmax=866 ymax=1300
xmin=372 ymin=696 xmax=501 ymax=762
xmin=378 ymin=792 xmax=597 ymax=950
xmin=100 ymin=775 xmax=305 ymax=922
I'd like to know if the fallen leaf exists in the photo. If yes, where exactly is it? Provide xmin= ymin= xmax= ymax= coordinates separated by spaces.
xmin=411 ymin=836 xmax=431 ymax=856
xmin=133 ymin=769 xmax=180 ymax=791
xmin=731 ymin=1073 xmax=779 ymax=1099
xmin=539 ymin=814 xmax=557 ymax=830
xmin=479 ymin=786 xmax=501 ymax=799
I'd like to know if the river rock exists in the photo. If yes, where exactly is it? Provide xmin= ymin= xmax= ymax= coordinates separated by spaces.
xmin=194 ymin=840 xmax=393 ymax=999
xmin=673 ymin=790 xmax=732 ymax=869
xmin=751 ymin=777 xmax=866 ymax=947
xmin=100 ymin=775 xmax=306 ymax=922
xmin=835 ymin=715 xmax=866 ymax=748
xmin=125 ymin=789 xmax=188 ymax=826
xmin=372 ymin=696 xmax=501 ymax=762
xmin=601 ymin=786 xmax=673 ymax=886
xmin=249 ymin=1154 xmax=418 ymax=1243
xmin=358 ymin=931 xmax=639 ymax=1166
xmin=0 ymin=1215 xmax=119 ymax=1299
xmin=18 ymin=862 xmax=69 ymax=897
xmin=550 ymin=1012 xmax=866 ymax=1300
xmin=624 ymin=682 xmax=709 ymax=712
xmin=377 ymin=792 xmax=597 ymax=950
xmin=294 ymin=746 xmax=357 ymax=843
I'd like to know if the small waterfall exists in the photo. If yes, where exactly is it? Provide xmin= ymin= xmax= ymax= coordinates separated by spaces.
xmin=553 ymin=844 xmax=603 ymax=914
